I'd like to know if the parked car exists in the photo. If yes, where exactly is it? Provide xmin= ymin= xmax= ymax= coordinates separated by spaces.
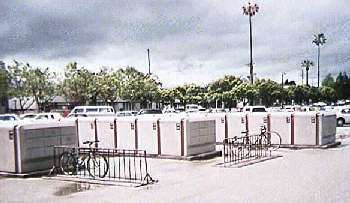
xmin=20 ymin=113 xmax=37 ymax=120
xmin=242 ymin=106 xmax=267 ymax=113
xmin=319 ymin=106 xmax=335 ymax=112
xmin=116 ymin=111 xmax=133 ymax=117
xmin=299 ymin=106 xmax=317 ymax=112
xmin=137 ymin=109 xmax=163 ymax=115
xmin=34 ymin=113 xmax=62 ymax=121
xmin=207 ymin=108 xmax=226 ymax=113
xmin=68 ymin=106 xmax=115 ymax=117
xmin=0 ymin=114 xmax=20 ymax=122
xmin=335 ymin=106 xmax=350 ymax=127
xmin=185 ymin=104 xmax=206 ymax=113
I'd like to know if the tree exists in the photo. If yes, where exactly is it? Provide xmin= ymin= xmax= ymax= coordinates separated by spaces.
xmin=232 ymin=83 xmax=257 ymax=105
xmin=321 ymin=86 xmax=336 ymax=104
xmin=334 ymin=72 xmax=350 ymax=100
xmin=96 ymin=68 xmax=123 ymax=105
xmin=119 ymin=67 xmax=161 ymax=108
xmin=291 ymin=85 xmax=310 ymax=105
xmin=0 ymin=63 xmax=8 ymax=113
xmin=7 ymin=61 xmax=34 ymax=112
xmin=59 ymin=62 xmax=95 ymax=105
xmin=255 ymin=79 xmax=284 ymax=106
xmin=24 ymin=64 xmax=56 ymax=112
xmin=207 ymin=75 xmax=242 ymax=108
xmin=313 ymin=33 xmax=327 ymax=88
xmin=160 ymin=88 xmax=176 ymax=105
xmin=322 ymin=73 xmax=335 ymax=88
xmin=308 ymin=86 xmax=321 ymax=104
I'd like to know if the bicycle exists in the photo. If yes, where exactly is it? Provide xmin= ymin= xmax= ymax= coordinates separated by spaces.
xmin=254 ymin=125 xmax=282 ymax=151
xmin=237 ymin=126 xmax=281 ymax=156
xmin=59 ymin=140 xmax=109 ymax=178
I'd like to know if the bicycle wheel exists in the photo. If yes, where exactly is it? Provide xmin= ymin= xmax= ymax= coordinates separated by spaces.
xmin=60 ymin=152 xmax=77 ymax=175
xmin=269 ymin=131 xmax=282 ymax=151
xmin=87 ymin=156 xmax=109 ymax=178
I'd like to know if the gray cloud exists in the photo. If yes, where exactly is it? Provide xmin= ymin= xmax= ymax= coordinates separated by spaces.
xmin=1 ymin=0 xmax=349 ymax=87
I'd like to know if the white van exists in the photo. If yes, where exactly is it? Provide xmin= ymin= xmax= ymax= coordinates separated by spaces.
xmin=68 ymin=106 xmax=115 ymax=117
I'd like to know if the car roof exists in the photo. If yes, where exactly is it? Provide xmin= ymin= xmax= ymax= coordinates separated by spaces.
xmin=0 ymin=114 xmax=18 ymax=117
xmin=244 ymin=106 xmax=266 ymax=108
xmin=73 ymin=106 xmax=113 ymax=108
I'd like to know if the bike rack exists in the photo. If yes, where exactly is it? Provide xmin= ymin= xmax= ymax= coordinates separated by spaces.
xmin=223 ymin=134 xmax=272 ymax=167
xmin=49 ymin=146 xmax=156 ymax=186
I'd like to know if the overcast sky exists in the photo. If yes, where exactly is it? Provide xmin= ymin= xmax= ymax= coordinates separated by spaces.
xmin=1 ymin=0 xmax=349 ymax=87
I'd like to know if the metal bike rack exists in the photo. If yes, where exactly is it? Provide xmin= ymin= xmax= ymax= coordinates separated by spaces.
xmin=223 ymin=134 xmax=271 ymax=166
xmin=49 ymin=146 xmax=156 ymax=186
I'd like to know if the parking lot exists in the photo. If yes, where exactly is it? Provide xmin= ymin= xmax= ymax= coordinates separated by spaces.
xmin=0 ymin=127 xmax=350 ymax=202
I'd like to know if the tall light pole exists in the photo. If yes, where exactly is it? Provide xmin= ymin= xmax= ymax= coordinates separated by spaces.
xmin=301 ymin=69 xmax=304 ymax=85
xmin=301 ymin=59 xmax=314 ymax=86
xmin=147 ymin=48 xmax=151 ymax=75
xmin=281 ymin=72 xmax=286 ymax=87
xmin=312 ymin=33 xmax=326 ymax=88
xmin=242 ymin=2 xmax=259 ymax=84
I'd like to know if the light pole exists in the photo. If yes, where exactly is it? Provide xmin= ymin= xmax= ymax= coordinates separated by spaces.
xmin=281 ymin=72 xmax=286 ymax=87
xmin=301 ymin=69 xmax=304 ymax=85
xmin=242 ymin=2 xmax=259 ymax=84
xmin=312 ymin=33 xmax=326 ymax=88
xmin=147 ymin=48 xmax=151 ymax=75
xmin=301 ymin=59 xmax=314 ymax=86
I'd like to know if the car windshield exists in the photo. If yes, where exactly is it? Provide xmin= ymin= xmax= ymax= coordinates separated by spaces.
xmin=140 ymin=109 xmax=162 ymax=114
xmin=23 ymin=115 xmax=36 ymax=119
xmin=74 ymin=108 xmax=84 ymax=113
xmin=252 ymin=108 xmax=266 ymax=112
xmin=36 ymin=115 xmax=49 ymax=120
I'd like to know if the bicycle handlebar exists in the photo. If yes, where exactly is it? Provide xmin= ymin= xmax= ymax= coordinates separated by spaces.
xmin=83 ymin=140 xmax=100 ymax=145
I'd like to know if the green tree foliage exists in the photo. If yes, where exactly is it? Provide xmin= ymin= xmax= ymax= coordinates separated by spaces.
xmin=0 ymin=64 xmax=8 ymax=112
xmin=255 ymin=79 xmax=284 ymax=106
xmin=119 ymin=67 xmax=161 ymax=107
xmin=5 ymin=59 xmax=350 ymax=110
xmin=290 ymin=85 xmax=311 ymax=105
xmin=59 ymin=62 xmax=95 ymax=105
xmin=159 ymin=88 xmax=176 ymax=105
xmin=308 ymin=86 xmax=321 ymax=103
xmin=207 ymin=75 xmax=243 ymax=108
xmin=96 ymin=68 xmax=122 ymax=104
xmin=232 ymin=83 xmax=258 ymax=105
xmin=334 ymin=72 xmax=350 ymax=100
xmin=7 ymin=61 xmax=35 ymax=112
xmin=322 ymin=74 xmax=335 ymax=88
xmin=321 ymin=72 xmax=350 ymax=101
xmin=6 ymin=61 xmax=56 ymax=112
xmin=0 ymin=66 xmax=8 ymax=100
xmin=320 ymin=86 xmax=336 ymax=103
xmin=24 ymin=64 xmax=56 ymax=111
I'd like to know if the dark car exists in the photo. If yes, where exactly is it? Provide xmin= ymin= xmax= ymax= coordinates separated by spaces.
xmin=137 ymin=109 xmax=163 ymax=115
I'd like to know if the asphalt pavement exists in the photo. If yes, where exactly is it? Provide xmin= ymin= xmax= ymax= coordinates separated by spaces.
xmin=1 ymin=130 xmax=350 ymax=202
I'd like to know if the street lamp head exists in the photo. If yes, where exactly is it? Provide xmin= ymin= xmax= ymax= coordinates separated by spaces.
xmin=301 ymin=59 xmax=313 ymax=67
xmin=242 ymin=2 xmax=259 ymax=16
xmin=313 ymin=33 xmax=327 ymax=46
